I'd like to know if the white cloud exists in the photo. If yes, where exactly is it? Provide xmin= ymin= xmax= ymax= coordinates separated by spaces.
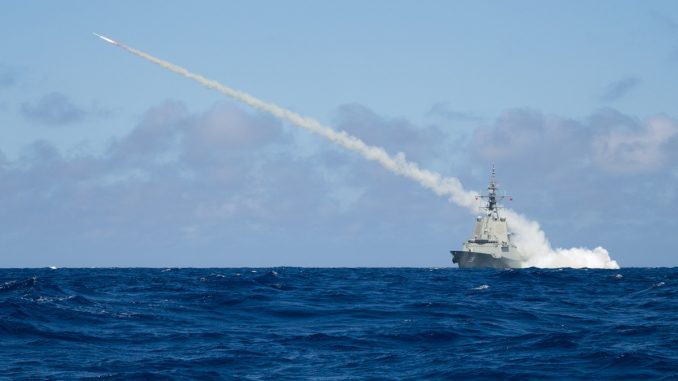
xmin=592 ymin=116 xmax=678 ymax=173
xmin=471 ymin=108 xmax=678 ymax=175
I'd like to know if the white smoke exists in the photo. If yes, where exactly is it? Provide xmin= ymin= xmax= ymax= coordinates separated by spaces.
xmin=503 ymin=210 xmax=619 ymax=269
xmin=117 ymin=43 xmax=480 ymax=209
xmin=107 ymin=39 xmax=620 ymax=269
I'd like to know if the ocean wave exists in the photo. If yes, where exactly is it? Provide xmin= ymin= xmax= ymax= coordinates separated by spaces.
xmin=0 ymin=267 xmax=675 ymax=379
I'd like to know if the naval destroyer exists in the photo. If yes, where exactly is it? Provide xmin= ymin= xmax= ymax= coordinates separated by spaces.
xmin=451 ymin=167 xmax=523 ymax=268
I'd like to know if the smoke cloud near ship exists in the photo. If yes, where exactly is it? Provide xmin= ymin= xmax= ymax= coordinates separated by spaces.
xmin=503 ymin=210 xmax=618 ymax=269
xmin=96 ymin=34 xmax=619 ymax=269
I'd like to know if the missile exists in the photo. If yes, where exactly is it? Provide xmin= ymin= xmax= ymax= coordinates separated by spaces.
xmin=93 ymin=32 xmax=118 ymax=46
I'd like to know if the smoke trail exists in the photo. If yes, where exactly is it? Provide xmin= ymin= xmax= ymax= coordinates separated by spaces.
xmin=112 ymin=41 xmax=480 ymax=209
xmin=101 ymin=37 xmax=619 ymax=269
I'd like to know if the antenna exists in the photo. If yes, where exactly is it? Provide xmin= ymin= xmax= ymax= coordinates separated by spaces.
xmin=477 ymin=165 xmax=511 ymax=216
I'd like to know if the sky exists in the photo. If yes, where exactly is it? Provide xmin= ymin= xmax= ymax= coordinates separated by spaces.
xmin=1 ymin=1 xmax=677 ymax=267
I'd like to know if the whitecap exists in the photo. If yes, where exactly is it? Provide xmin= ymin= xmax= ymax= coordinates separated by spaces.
xmin=473 ymin=284 xmax=490 ymax=290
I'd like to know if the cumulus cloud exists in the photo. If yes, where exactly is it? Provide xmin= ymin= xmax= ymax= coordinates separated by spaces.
xmin=108 ymin=100 xmax=188 ymax=162
xmin=600 ymin=76 xmax=641 ymax=102
xmin=592 ymin=115 xmax=678 ymax=173
xmin=107 ymin=100 xmax=288 ymax=166
xmin=1 ymin=102 xmax=280 ymax=263
xmin=333 ymin=103 xmax=448 ymax=163
xmin=181 ymin=101 xmax=288 ymax=166
xmin=470 ymin=108 xmax=586 ymax=170
xmin=2 ymin=99 xmax=677 ymax=267
xmin=470 ymin=108 xmax=678 ymax=175
xmin=0 ymin=100 xmax=467 ymax=266
xmin=20 ymin=92 xmax=109 ymax=126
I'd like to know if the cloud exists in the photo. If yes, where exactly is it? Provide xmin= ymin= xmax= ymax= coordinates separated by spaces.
xmin=600 ymin=76 xmax=640 ymax=102
xmin=4 ymin=100 xmax=315 ymax=230
xmin=464 ymin=108 xmax=678 ymax=267
xmin=20 ymin=92 xmax=109 ymax=126
xmin=470 ymin=108 xmax=586 ymax=169
xmin=470 ymin=107 xmax=678 ymax=175
xmin=181 ymin=101 xmax=288 ymax=166
xmin=108 ymin=100 xmax=188 ymax=162
xmin=0 ymin=100 xmax=470 ymax=266
xmin=1 ymin=100 xmax=677 ymax=267
xmin=333 ymin=103 xmax=448 ymax=163
xmin=592 ymin=115 xmax=678 ymax=173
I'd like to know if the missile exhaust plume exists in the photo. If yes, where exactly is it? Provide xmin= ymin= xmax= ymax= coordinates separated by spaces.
xmin=95 ymin=35 xmax=619 ymax=269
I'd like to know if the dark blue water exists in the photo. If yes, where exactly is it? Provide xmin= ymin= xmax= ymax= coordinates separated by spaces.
xmin=0 ymin=268 xmax=676 ymax=380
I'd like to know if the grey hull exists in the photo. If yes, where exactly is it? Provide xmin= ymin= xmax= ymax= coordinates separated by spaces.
xmin=451 ymin=251 xmax=522 ymax=269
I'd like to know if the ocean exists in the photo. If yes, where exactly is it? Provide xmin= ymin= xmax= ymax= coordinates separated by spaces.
xmin=0 ymin=267 xmax=676 ymax=380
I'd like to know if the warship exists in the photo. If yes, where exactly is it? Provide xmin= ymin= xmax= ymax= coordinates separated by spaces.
xmin=451 ymin=167 xmax=523 ymax=268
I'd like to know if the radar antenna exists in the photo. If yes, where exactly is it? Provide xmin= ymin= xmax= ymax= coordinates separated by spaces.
xmin=475 ymin=165 xmax=512 ymax=217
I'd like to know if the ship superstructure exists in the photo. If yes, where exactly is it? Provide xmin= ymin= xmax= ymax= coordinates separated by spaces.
xmin=451 ymin=166 xmax=523 ymax=268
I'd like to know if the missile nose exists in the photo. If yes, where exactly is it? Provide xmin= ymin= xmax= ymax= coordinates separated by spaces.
xmin=93 ymin=32 xmax=117 ymax=45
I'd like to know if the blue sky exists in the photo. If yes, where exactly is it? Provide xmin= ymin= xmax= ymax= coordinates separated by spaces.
xmin=1 ymin=1 xmax=677 ymax=267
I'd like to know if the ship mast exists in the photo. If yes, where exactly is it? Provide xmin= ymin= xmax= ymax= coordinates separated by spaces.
xmin=487 ymin=165 xmax=498 ymax=212
xmin=477 ymin=165 xmax=510 ymax=218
